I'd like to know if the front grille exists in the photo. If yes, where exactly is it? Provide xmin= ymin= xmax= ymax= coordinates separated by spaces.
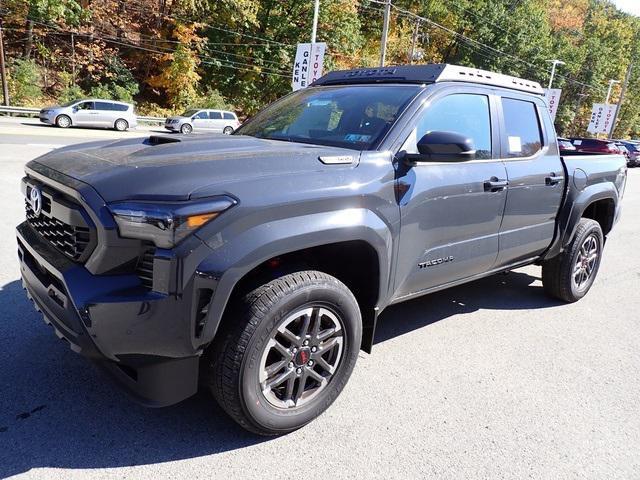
xmin=135 ymin=245 xmax=155 ymax=289
xmin=24 ymin=182 xmax=96 ymax=263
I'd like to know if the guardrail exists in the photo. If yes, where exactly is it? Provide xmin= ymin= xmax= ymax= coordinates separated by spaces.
xmin=0 ymin=105 xmax=165 ymax=124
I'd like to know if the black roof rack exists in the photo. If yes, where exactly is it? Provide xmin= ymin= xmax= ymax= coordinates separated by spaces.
xmin=312 ymin=63 xmax=544 ymax=95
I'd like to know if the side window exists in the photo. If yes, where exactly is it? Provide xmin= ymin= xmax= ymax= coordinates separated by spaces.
xmin=412 ymin=94 xmax=492 ymax=159
xmin=194 ymin=111 xmax=208 ymax=119
xmin=95 ymin=102 xmax=112 ymax=111
xmin=223 ymin=112 xmax=235 ymax=120
xmin=209 ymin=111 xmax=223 ymax=120
xmin=76 ymin=101 xmax=94 ymax=110
xmin=501 ymin=98 xmax=543 ymax=158
xmin=113 ymin=104 xmax=129 ymax=112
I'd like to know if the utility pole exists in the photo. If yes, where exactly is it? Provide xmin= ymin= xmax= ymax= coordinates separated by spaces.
xmin=608 ymin=63 xmax=633 ymax=140
xmin=547 ymin=59 xmax=565 ymax=89
xmin=0 ymin=16 xmax=9 ymax=106
xmin=379 ymin=0 xmax=391 ymax=67
xmin=408 ymin=19 xmax=420 ymax=64
xmin=311 ymin=0 xmax=319 ymax=44
xmin=71 ymin=33 xmax=76 ymax=85
xmin=605 ymin=79 xmax=620 ymax=104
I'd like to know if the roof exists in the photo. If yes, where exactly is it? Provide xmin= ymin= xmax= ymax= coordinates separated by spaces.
xmin=312 ymin=64 xmax=544 ymax=95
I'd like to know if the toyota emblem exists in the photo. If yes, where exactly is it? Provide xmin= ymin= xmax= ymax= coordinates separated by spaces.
xmin=29 ymin=186 xmax=42 ymax=216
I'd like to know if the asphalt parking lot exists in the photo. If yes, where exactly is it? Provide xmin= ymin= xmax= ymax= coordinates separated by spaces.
xmin=0 ymin=119 xmax=638 ymax=479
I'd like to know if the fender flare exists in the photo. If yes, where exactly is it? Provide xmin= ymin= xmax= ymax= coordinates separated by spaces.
xmin=193 ymin=208 xmax=394 ymax=347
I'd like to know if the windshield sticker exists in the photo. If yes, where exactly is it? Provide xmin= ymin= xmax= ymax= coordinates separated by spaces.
xmin=344 ymin=134 xmax=372 ymax=143
xmin=508 ymin=136 xmax=522 ymax=153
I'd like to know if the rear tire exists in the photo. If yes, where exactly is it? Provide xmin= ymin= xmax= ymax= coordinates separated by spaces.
xmin=542 ymin=218 xmax=603 ymax=302
xmin=180 ymin=123 xmax=193 ymax=134
xmin=114 ymin=119 xmax=129 ymax=131
xmin=55 ymin=115 xmax=71 ymax=128
xmin=223 ymin=126 xmax=234 ymax=135
xmin=203 ymin=271 xmax=362 ymax=435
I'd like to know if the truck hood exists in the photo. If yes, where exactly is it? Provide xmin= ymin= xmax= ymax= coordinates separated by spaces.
xmin=29 ymin=135 xmax=359 ymax=202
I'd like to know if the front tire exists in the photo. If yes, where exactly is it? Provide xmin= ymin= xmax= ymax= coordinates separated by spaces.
xmin=180 ymin=123 xmax=193 ymax=134
xmin=204 ymin=271 xmax=362 ymax=435
xmin=542 ymin=218 xmax=604 ymax=302
xmin=55 ymin=115 xmax=71 ymax=128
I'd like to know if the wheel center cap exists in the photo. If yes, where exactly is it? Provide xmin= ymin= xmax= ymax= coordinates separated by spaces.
xmin=295 ymin=347 xmax=311 ymax=366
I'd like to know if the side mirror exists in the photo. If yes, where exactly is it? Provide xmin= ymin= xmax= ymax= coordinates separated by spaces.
xmin=410 ymin=131 xmax=476 ymax=162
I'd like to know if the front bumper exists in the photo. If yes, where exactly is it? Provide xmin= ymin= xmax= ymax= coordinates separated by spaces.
xmin=17 ymin=221 xmax=204 ymax=406
xmin=164 ymin=124 xmax=179 ymax=131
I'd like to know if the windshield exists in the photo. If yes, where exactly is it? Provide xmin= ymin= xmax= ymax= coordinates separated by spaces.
xmin=181 ymin=109 xmax=199 ymax=117
xmin=236 ymin=85 xmax=421 ymax=150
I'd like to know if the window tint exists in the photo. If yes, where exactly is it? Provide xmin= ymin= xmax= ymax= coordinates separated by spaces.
xmin=208 ymin=111 xmax=223 ymax=119
xmin=194 ymin=111 xmax=208 ymax=119
xmin=113 ymin=104 xmax=129 ymax=112
xmin=413 ymin=94 xmax=492 ymax=159
xmin=501 ymin=98 xmax=542 ymax=158
xmin=223 ymin=112 xmax=235 ymax=120
xmin=95 ymin=102 xmax=113 ymax=111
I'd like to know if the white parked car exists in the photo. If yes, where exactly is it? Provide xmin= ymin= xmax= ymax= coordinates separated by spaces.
xmin=164 ymin=109 xmax=241 ymax=135
xmin=39 ymin=99 xmax=137 ymax=131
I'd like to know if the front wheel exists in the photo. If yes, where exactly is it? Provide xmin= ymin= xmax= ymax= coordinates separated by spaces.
xmin=204 ymin=271 xmax=362 ymax=435
xmin=180 ymin=123 xmax=193 ymax=134
xmin=55 ymin=115 xmax=71 ymax=128
xmin=542 ymin=218 xmax=604 ymax=302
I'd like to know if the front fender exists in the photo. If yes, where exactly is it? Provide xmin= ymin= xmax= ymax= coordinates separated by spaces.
xmin=194 ymin=208 xmax=394 ymax=345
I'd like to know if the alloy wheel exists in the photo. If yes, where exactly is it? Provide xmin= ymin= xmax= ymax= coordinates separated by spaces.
xmin=572 ymin=233 xmax=599 ymax=291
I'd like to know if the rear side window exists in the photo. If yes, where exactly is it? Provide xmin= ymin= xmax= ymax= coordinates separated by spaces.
xmin=95 ymin=102 xmax=112 ymax=110
xmin=209 ymin=111 xmax=223 ymax=119
xmin=223 ymin=112 xmax=235 ymax=120
xmin=501 ymin=98 xmax=542 ymax=158
xmin=113 ymin=104 xmax=129 ymax=112
xmin=413 ymin=93 xmax=492 ymax=159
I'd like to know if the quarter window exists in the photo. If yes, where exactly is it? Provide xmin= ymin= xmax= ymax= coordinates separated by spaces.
xmin=501 ymin=98 xmax=543 ymax=158
xmin=413 ymin=94 xmax=492 ymax=159
xmin=223 ymin=112 xmax=235 ymax=120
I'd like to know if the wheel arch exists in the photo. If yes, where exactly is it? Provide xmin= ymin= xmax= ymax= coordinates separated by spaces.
xmin=55 ymin=113 xmax=72 ymax=126
xmin=563 ymin=185 xmax=618 ymax=249
xmin=194 ymin=209 xmax=393 ymax=353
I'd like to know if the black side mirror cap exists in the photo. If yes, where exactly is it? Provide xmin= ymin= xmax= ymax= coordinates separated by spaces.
xmin=408 ymin=131 xmax=476 ymax=163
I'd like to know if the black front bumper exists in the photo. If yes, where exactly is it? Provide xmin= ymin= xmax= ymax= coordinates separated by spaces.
xmin=17 ymin=221 xmax=202 ymax=407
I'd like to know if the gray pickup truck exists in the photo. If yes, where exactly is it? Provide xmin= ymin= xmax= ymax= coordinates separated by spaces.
xmin=17 ymin=64 xmax=627 ymax=435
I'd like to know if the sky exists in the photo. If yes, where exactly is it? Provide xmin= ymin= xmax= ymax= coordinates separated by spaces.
xmin=612 ymin=0 xmax=640 ymax=16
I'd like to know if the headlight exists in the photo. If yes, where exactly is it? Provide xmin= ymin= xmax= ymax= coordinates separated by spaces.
xmin=109 ymin=196 xmax=236 ymax=248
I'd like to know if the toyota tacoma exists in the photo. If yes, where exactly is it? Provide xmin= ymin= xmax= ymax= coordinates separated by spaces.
xmin=17 ymin=64 xmax=627 ymax=435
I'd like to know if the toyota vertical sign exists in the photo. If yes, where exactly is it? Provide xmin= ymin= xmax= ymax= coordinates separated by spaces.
xmin=292 ymin=43 xmax=327 ymax=91
xmin=544 ymin=88 xmax=562 ymax=121
xmin=587 ymin=103 xmax=618 ymax=134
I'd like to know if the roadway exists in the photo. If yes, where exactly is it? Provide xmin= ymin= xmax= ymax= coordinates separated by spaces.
xmin=0 ymin=121 xmax=638 ymax=479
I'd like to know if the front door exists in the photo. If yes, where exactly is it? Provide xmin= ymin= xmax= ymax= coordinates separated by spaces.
xmin=73 ymin=101 xmax=97 ymax=126
xmin=393 ymin=90 xmax=508 ymax=299
xmin=191 ymin=111 xmax=209 ymax=131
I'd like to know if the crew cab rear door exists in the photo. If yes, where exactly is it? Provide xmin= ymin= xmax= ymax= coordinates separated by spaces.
xmin=493 ymin=94 xmax=565 ymax=268
xmin=392 ymin=87 xmax=508 ymax=299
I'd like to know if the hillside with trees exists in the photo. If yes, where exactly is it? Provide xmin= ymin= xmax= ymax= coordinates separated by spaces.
xmin=2 ymin=0 xmax=640 ymax=137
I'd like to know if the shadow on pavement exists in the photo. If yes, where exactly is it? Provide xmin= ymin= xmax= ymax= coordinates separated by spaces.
xmin=0 ymin=269 xmax=559 ymax=476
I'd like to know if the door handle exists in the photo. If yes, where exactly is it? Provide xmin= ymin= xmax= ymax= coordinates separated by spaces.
xmin=484 ymin=177 xmax=509 ymax=192
xmin=545 ymin=173 xmax=564 ymax=185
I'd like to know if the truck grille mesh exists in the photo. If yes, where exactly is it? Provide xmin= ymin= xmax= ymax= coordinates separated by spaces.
xmin=24 ymin=184 xmax=95 ymax=262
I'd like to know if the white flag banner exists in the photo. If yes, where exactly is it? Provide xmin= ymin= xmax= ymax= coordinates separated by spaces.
xmin=544 ymin=88 xmax=562 ymax=121
xmin=291 ymin=42 xmax=327 ymax=91
xmin=587 ymin=103 xmax=618 ymax=134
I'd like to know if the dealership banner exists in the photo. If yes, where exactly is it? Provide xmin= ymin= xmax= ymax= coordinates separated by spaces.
xmin=544 ymin=88 xmax=562 ymax=121
xmin=587 ymin=103 xmax=617 ymax=134
xmin=291 ymin=43 xmax=327 ymax=91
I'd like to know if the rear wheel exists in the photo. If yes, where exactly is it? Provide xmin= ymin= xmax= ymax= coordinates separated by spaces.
xmin=204 ymin=270 xmax=361 ymax=435
xmin=180 ymin=123 xmax=193 ymax=134
xmin=542 ymin=218 xmax=603 ymax=302
xmin=223 ymin=126 xmax=234 ymax=135
xmin=114 ymin=119 xmax=129 ymax=131
xmin=55 ymin=115 xmax=71 ymax=128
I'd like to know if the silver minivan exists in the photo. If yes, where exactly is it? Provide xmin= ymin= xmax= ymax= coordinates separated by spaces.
xmin=164 ymin=109 xmax=241 ymax=134
xmin=39 ymin=99 xmax=138 ymax=131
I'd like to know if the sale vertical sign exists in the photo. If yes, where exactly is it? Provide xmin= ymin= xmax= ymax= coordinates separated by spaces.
xmin=291 ymin=42 xmax=326 ymax=91
xmin=544 ymin=88 xmax=562 ymax=121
